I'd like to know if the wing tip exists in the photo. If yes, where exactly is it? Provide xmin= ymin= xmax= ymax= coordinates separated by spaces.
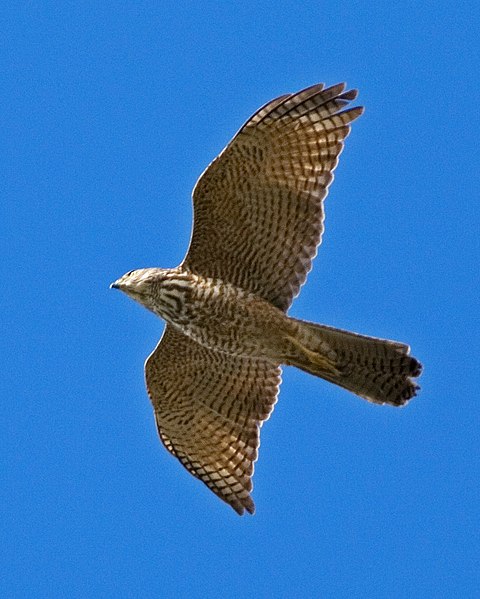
xmin=231 ymin=495 xmax=256 ymax=516
xmin=347 ymin=105 xmax=365 ymax=118
xmin=340 ymin=88 xmax=358 ymax=101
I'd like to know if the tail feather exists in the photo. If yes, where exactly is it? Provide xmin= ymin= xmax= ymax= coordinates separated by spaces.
xmin=289 ymin=320 xmax=422 ymax=406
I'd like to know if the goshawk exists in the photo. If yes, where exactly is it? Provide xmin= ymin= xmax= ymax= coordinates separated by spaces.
xmin=111 ymin=83 xmax=422 ymax=515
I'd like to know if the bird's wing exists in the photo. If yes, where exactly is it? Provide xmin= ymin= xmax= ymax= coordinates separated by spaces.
xmin=183 ymin=83 xmax=363 ymax=312
xmin=145 ymin=325 xmax=281 ymax=515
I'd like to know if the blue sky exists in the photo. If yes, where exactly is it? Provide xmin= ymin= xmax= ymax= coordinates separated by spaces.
xmin=2 ymin=1 xmax=479 ymax=597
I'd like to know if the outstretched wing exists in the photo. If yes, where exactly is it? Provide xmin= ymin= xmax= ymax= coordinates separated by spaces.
xmin=145 ymin=325 xmax=281 ymax=515
xmin=183 ymin=83 xmax=363 ymax=312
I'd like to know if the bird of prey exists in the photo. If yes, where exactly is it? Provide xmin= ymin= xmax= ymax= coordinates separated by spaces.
xmin=111 ymin=83 xmax=422 ymax=515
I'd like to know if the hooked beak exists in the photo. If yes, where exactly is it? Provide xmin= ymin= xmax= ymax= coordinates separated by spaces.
xmin=110 ymin=280 xmax=121 ymax=290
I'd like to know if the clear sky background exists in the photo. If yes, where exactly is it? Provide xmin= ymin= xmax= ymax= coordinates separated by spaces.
xmin=2 ymin=2 xmax=479 ymax=597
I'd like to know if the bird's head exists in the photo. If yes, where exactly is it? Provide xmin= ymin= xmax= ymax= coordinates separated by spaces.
xmin=110 ymin=267 xmax=188 ymax=319
xmin=110 ymin=268 xmax=164 ymax=306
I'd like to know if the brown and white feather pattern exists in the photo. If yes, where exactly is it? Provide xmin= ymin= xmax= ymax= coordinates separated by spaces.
xmin=145 ymin=325 xmax=281 ymax=515
xmin=111 ymin=82 xmax=422 ymax=516
xmin=185 ymin=82 xmax=363 ymax=311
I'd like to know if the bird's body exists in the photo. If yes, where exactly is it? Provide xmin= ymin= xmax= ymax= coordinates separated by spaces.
xmin=111 ymin=83 xmax=422 ymax=515
xmin=117 ymin=267 xmax=294 ymax=360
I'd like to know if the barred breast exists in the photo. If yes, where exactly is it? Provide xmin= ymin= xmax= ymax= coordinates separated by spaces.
xmin=159 ymin=270 xmax=291 ymax=359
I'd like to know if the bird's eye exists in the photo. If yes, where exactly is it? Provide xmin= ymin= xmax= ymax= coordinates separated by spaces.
xmin=126 ymin=270 xmax=135 ymax=277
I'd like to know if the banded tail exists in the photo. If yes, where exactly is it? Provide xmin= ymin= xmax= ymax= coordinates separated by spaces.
xmin=287 ymin=319 xmax=422 ymax=406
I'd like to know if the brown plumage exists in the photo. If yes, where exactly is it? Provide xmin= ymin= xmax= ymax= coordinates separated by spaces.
xmin=111 ymin=83 xmax=422 ymax=515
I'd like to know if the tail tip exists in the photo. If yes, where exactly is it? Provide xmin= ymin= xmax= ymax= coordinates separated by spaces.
xmin=409 ymin=357 xmax=423 ymax=378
